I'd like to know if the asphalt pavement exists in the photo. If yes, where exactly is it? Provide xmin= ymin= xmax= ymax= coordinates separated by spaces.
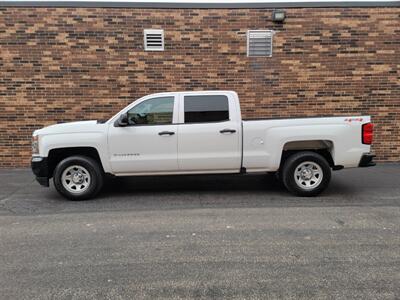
xmin=0 ymin=164 xmax=399 ymax=299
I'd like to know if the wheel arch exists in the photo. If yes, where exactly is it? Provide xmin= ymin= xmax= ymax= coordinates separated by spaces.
xmin=279 ymin=140 xmax=336 ymax=169
xmin=47 ymin=147 xmax=104 ymax=178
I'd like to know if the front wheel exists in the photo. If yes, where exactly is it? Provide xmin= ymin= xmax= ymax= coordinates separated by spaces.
xmin=53 ymin=156 xmax=104 ymax=200
xmin=281 ymin=151 xmax=331 ymax=197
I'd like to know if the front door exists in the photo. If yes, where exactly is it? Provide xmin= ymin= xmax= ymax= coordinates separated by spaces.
xmin=108 ymin=96 xmax=178 ymax=174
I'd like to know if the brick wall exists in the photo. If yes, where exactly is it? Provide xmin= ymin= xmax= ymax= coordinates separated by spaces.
xmin=0 ymin=7 xmax=399 ymax=167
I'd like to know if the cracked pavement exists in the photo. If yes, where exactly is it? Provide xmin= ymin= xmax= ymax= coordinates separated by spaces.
xmin=0 ymin=164 xmax=400 ymax=299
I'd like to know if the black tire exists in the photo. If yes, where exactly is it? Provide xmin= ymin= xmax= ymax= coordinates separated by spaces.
xmin=53 ymin=155 xmax=104 ymax=200
xmin=281 ymin=151 xmax=331 ymax=197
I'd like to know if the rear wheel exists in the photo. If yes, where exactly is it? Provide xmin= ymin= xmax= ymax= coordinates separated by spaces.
xmin=281 ymin=151 xmax=331 ymax=197
xmin=53 ymin=156 xmax=103 ymax=200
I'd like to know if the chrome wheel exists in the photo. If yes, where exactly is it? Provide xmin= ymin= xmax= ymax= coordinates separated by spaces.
xmin=61 ymin=165 xmax=91 ymax=194
xmin=294 ymin=161 xmax=323 ymax=190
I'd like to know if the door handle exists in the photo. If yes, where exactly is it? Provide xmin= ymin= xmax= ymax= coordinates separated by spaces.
xmin=220 ymin=129 xmax=236 ymax=134
xmin=158 ymin=131 xmax=175 ymax=136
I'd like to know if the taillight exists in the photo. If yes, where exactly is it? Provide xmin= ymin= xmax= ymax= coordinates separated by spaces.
xmin=362 ymin=123 xmax=374 ymax=145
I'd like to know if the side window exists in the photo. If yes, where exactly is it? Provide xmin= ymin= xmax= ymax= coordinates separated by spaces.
xmin=184 ymin=95 xmax=229 ymax=124
xmin=127 ymin=96 xmax=174 ymax=125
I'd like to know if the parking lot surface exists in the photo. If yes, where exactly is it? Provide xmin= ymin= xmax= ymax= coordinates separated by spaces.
xmin=1 ymin=164 xmax=399 ymax=299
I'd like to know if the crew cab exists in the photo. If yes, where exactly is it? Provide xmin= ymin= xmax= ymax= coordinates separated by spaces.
xmin=31 ymin=91 xmax=375 ymax=200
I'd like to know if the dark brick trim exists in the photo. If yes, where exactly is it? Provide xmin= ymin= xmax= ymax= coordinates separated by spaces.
xmin=0 ymin=1 xmax=399 ymax=9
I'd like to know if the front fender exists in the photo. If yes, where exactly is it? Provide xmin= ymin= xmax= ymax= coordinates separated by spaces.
xmin=39 ymin=132 xmax=112 ymax=173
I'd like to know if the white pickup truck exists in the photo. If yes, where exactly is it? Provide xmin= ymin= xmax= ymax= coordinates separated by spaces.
xmin=31 ymin=91 xmax=375 ymax=200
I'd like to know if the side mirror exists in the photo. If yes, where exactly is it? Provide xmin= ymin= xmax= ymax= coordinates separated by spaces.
xmin=115 ymin=112 xmax=129 ymax=127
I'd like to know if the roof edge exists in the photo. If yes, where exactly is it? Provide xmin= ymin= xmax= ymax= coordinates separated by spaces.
xmin=0 ymin=1 xmax=399 ymax=9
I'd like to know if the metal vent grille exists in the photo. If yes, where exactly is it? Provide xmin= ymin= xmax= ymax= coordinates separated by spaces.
xmin=144 ymin=29 xmax=164 ymax=51
xmin=247 ymin=30 xmax=273 ymax=57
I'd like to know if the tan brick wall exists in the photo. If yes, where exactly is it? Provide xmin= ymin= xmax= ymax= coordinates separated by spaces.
xmin=0 ymin=7 xmax=399 ymax=167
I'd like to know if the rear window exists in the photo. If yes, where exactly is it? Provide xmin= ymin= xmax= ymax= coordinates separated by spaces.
xmin=184 ymin=95 xmax=229 ymax=123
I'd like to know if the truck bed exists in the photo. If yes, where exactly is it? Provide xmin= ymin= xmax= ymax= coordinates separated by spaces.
xmin=242 ymin=116 xmax=371 ymax=172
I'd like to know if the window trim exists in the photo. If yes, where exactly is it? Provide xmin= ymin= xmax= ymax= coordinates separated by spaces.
xmin=247 ymin=29 xmax=274 ymax=57
xmin=144 ymin=29 xmax=164 ymax=51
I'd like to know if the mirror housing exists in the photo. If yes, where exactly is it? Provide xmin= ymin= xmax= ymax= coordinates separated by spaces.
xmin=115 ymin=112 xmax=129 ymax=127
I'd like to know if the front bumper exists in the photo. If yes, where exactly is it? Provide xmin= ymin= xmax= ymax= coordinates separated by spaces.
xmin=31 ymin=157 xmax=49 ymax=187
xmin=359 ymin=153 xmax=376 ymax=167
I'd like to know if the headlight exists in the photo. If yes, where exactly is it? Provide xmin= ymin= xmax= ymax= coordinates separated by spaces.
xmin=32 ymin=135 xmax=39 ymax=155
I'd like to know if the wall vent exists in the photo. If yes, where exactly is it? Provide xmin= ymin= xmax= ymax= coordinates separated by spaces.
xmin=247 ymin=30 xmax=274 ymax=57
xmin=144 ymin=29 xmax=164 ymax=51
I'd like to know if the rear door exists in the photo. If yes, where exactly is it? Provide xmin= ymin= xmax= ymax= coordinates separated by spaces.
xmin=177 ymin=93 xmax=241 ymax=172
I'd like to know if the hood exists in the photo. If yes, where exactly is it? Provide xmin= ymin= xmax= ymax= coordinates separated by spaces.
xmin=34 ymin=120 xmax=102 ymax=136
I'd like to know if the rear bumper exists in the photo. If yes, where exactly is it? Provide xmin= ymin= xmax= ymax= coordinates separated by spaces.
xmin=31 ymin=157 xmax=49 ymax=187
xmin=359 ymin=153 xmax=376 ymax=167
